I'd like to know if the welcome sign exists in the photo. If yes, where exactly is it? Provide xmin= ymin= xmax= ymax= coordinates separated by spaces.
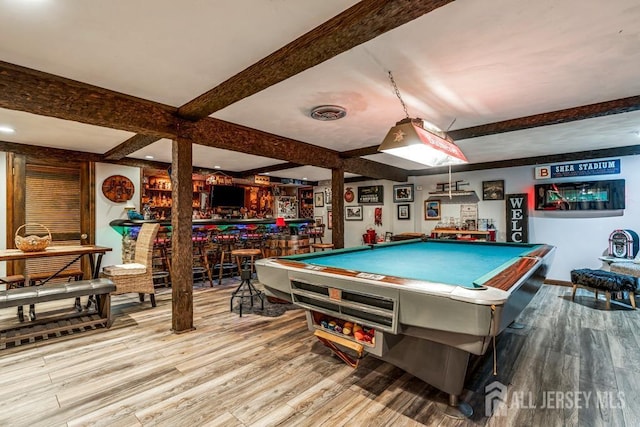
xmin=535 ymin=159 xmax=620 ymax=179
xmin=506 ymin=194 xmax=528 ymax=243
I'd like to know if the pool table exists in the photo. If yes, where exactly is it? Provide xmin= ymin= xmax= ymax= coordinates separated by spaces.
xmin=255 ymin=238 xmax=555 ymax=415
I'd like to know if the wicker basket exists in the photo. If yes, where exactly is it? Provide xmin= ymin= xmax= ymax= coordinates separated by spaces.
xmin=14 ymin=223 xmax=52 ymax=252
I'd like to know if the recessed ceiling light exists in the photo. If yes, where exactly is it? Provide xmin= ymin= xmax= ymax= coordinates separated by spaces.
xmin=0 ymin=126 xmax=15 ymax=134
xmin=303 ymin=177 xmax=308 ymax=180
xmin=214 ymin=165 xmax=221 ymax=169
xmin=144 ymin=155 xmax=154 ymax=159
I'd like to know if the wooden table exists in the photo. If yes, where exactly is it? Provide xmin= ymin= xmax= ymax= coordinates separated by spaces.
xmin=0 ymin=245 xmax=112 ymax=282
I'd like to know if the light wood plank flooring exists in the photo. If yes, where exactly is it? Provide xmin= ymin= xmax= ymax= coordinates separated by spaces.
xmin=0 ymin=281 xmax=639 ymax=426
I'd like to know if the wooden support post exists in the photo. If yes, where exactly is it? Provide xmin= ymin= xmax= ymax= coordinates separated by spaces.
xmin=331 ymin=166 xmax=344 ymax=249
xmin=171 ymin=136 xmax=195 ymax=333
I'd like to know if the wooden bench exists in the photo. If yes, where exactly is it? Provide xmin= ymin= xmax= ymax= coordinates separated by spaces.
xmin=0 ymin=278 xmax=116 ymax=347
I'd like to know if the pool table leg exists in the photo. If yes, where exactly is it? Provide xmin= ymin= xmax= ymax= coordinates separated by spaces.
xmin=376 ymin=334 xmax=473 ymax=417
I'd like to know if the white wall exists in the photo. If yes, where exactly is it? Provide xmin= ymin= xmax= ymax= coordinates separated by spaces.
xmin=95 ymin=163 xmax=141 ymax=267
xmin=315 ymin=155 xmax=640 ymax=282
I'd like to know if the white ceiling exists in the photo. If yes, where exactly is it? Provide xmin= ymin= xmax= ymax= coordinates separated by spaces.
xmin=1 ymin=0 xmax=640 ymax=182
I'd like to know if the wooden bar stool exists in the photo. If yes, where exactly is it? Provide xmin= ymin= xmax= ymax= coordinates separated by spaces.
xmin=213 ymin=232 xmax=239 ymax=285
xmin=230 ymin=248 xmax=264 ymax=316
xmin=192 ymin=229 xmax=213 ymax=287
xmin=311 ymin=243 xmax=334 ymax=252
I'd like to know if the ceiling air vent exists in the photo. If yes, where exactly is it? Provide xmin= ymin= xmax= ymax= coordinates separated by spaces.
xmin=310 ymin=105 xmax=347 ymax=121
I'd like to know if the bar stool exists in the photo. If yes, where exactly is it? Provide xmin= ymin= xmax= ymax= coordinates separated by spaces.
xmin=152 ymin=228 xmax=172 ymax=287
xmin=213 ymin=231 xmax=239 ymax=285
xmin=0 ymin=275 xmax=27 ymax=322
xmin=311 ymin=243 xmax=334 ymax=252
xmin=308 ymin=224 xmax=325 ymax=244
xmin=230 ymin=248 xmax=264 ymax=317
xmin=192 ymin=228 xmax=213 ymax=287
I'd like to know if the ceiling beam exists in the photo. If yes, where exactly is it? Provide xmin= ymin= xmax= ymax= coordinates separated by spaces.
xmin=0 ymin=61 xmax=179 ymax=139
xmin=448 ymin=95 xmax=640 ymax=140
xmin=178 ymin=0 xmax=456 ymax=120
xmin=183 ymin=118 xmax=343 ymax=169
xmin=239 ymin=162 xmax=303 ymax=177
xmin=0 ymin=61 xmax=408 ymax=181
xmin=343 ymin=157 xmax=408 ymax=182
xmin=0 ymin=140 xmax=102 ymax=163
xmin=340 ymin=94 xmax=640 ymax=158
xmin=340 ymin=146 xmax=380 ymax=158
xmin=411 ymin=144 xmax=640 ymax=176
xmin=103 ymin=134 xmax=165 ymax=161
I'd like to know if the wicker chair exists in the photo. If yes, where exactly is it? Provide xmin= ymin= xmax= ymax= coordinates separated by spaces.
xmin=101 ymin=223 xmax=160 ymax=307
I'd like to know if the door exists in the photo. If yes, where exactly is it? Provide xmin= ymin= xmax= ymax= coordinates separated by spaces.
xmin=6 ymin=154 xmax=94 ymax=278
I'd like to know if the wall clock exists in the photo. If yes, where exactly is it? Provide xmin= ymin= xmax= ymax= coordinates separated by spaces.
xmin=102 ymin=175 xmax=135 ymax=203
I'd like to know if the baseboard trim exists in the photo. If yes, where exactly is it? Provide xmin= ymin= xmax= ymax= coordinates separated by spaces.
xmin=544 ymin=279 xmax=572 ymax=287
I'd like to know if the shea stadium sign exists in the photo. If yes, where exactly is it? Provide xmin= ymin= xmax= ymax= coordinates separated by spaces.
xmin=535 ymin=159 xmax=620 ymax=179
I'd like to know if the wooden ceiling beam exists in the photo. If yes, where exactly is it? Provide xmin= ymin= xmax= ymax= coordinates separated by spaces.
xmin=0 ymin=61 xmax=179 ymax=139
xmin=178 ymin=0 xmax=456 ymax=120
xmin=341 ymin=146 xmax=380 ymax=158
xmin=448 ymin=95 xmax=640 ymax=140
xmin=411 ymin=144 xmax=640 ymax=176
xmin=103 ymin=134 xmax=165 ymax=161
xmin=0 ymin=61 xmax=407 ymax=180
xmin=0 ymin=140 xmax=102 ymax=163
xmin=239 ymin=162 xmax=303 ymax=177
xmin=343 ymin=157 xmax=408 ymax=182
xmin=340 ymin=95 xmax=640 ymax=158
xmin=183 ymin=118 xmax=343 ymax=169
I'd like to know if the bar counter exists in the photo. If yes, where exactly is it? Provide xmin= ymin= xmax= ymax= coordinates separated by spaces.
xmin=109 ymin=217 xmax=315 ymax=236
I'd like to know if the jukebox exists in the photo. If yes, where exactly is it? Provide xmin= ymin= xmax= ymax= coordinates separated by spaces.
xmin=608 ymin=229 xmax=639 ymax=259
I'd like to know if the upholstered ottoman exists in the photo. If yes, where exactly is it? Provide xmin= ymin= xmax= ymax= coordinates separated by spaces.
xmin=570 ymin=268 xmax=637 ymax=309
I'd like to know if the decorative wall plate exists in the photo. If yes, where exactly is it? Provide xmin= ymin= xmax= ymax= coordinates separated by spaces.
xmin=102 ymin=175 xmax=134 ymax=203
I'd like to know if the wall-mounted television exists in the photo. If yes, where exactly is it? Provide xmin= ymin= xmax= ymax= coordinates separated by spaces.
xmin=209 ymin=185 xmax=245 ymax=207
xmin=534 ymin=179 xmax=625 ymax=211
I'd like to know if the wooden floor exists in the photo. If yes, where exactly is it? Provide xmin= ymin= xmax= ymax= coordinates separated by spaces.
xmin=0 ymin=280 xmax=639 ymax=427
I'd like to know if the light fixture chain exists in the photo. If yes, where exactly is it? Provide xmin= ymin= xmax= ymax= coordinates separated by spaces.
xmin=388 ymin=71 xmax=410 ymax=119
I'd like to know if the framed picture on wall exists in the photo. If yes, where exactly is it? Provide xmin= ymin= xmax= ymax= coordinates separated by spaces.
xmin=483 ymin=180 xmax=505 ymax=200
xmin=314 ymin=192 xmax=324 ymax=207
xmin=345 ymin=205 xmax=364 ymax=221
xmin=393 ymin=184 xmax=414 ymax=203
xmin=397 ymin=204 xmax=410 ymax=220
xmin=314 ymin=216 xmax=323 ymax=226
xmin=327 ymin=210 xmax=333 ymax=229
xmin=424 ymin=200 xmax=441 ymax=220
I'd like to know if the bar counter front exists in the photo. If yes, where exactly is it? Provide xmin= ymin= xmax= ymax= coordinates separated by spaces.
xmin=255 ymin=238 xmax=555 ymax=416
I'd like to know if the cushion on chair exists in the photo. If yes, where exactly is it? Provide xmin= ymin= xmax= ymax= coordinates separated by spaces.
xmin=570 ymin=268 xmax=638 ymax=292
xmin=102 ymin=263 xmax=147 ymax=276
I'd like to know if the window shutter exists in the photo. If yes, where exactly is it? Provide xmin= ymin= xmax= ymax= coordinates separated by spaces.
xmin=24 ymin=165 xmax=82 ymax=278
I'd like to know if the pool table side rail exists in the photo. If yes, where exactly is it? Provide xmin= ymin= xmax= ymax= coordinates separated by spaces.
xmin=275 ymin=259 xmax=435 ymax=289
xmin=275 ymin=243 xmax=555 ymax=293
